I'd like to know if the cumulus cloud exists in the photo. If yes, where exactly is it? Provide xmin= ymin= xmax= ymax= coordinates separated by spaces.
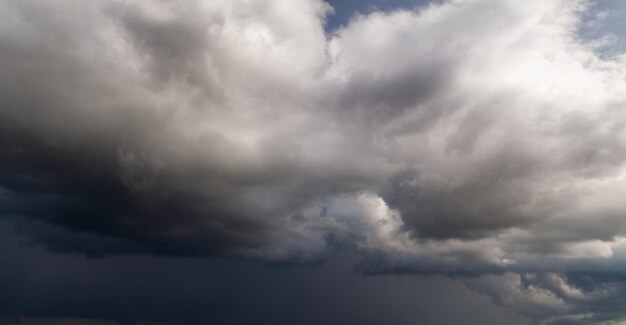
xmin=2 ymin=1 xmax=626 ymax=320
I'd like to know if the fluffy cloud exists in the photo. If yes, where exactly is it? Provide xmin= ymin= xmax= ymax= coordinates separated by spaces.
xmin=2 ymin=1 xmax=626 ymax=320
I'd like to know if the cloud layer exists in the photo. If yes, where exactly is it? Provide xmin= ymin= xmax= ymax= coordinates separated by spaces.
xmin=2 ymin=0 xmax=626 ymax=323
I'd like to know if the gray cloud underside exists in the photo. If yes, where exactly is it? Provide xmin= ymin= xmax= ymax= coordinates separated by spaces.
xmin=2 ymin=0 xmax=626 ymax=323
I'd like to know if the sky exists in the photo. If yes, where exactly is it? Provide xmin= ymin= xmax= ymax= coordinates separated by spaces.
xmin=1 ymin=0 xmax=626 ymax=324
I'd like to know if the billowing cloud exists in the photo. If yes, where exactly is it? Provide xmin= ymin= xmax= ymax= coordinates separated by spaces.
xmin=2 ymin=0 xmax=626 ymax=322
xmin=463 ymin=271 xmax=626 ymax=324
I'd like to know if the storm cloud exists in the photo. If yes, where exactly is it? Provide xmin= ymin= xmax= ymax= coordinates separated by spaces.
xmin=2 ymin=0 xmax=626 ymax=323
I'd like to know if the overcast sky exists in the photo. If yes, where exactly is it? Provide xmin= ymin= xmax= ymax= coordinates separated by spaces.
xmin=1 ymin=0 xmax=626 ymax=324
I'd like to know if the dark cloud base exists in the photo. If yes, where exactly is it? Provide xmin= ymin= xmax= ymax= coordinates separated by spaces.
xmin=0 ymin=219 xmax=533 ymax=325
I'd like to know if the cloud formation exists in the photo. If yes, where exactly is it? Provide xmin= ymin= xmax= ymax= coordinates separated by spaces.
xmin=1 ymin=0 xmax=626 ymax=322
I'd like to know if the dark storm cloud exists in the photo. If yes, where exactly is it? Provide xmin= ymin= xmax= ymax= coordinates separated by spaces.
xmin=0 ymin=219 xmax=534 ymax=325
xmin=0 ymin=0 xmax=340 ymax=260
xmin=2 ymin=0 xmax=626 ymax=322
